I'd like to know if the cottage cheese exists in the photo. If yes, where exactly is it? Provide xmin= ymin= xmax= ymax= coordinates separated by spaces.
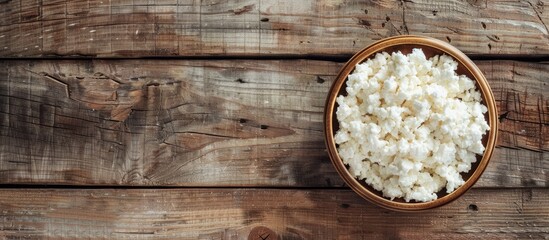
xmin=335 ymin=49 xmax=489 ymax=202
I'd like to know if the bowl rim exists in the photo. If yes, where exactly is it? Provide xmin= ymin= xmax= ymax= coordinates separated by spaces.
xmin=324 ymin=35 xmax=498 ymax=211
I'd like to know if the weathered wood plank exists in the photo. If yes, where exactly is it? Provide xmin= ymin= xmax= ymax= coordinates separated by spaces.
xmin=0 ymin=188 xmax=547 ymax=239
xmin=0 ymin=60 xmax=547 ymax=187
xmin=1 ymin=0 xmax=549 ymax=57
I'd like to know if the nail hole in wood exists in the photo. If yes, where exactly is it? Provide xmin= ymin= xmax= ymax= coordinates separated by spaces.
xmin=498 ymin=111 xmax=509 ymax=122
xmin=468 ymin=204 xmax=479 ymax=212
xmin=358 ymin=19 xmax=371 ymax=27
xmin=316 ymin=76 xmax=325 ymax=84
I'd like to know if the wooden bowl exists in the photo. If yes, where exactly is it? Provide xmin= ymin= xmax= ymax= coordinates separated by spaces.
xmin=324 ymin=35 xmax=498 ymax=211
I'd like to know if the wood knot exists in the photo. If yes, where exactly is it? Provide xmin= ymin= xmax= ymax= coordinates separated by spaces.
xmin=230 ymin=4 xmax=254 ymax=15
xmin=248 ymin=226 xmax=278 ymax=240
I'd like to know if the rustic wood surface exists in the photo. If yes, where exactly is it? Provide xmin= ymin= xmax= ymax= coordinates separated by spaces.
xmin=1 ymin=0 xmax=549 ymax=239
xmin=0 ymin=60 xmax=547 ymax=187
xmin=0 ymin=188 xmax=548 ymax=239
xmin=1 ymin=0 xmax=549 ymax=57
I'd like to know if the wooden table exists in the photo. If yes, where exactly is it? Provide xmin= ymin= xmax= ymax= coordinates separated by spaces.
xmin=0 ymin=0 xmax=548 ymax=239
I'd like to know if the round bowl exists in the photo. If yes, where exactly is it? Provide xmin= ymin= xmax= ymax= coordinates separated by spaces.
xmin=324 ymin=35 xmax=498 ymax=211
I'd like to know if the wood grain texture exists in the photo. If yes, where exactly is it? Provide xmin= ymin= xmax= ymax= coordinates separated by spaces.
xmin=0 ymin=188 xmax=547 ymax=239
xmin=1 ymin=0 xmax=549 ymax=57
xmin=0 ymin=59 xmax=547 ymax=187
